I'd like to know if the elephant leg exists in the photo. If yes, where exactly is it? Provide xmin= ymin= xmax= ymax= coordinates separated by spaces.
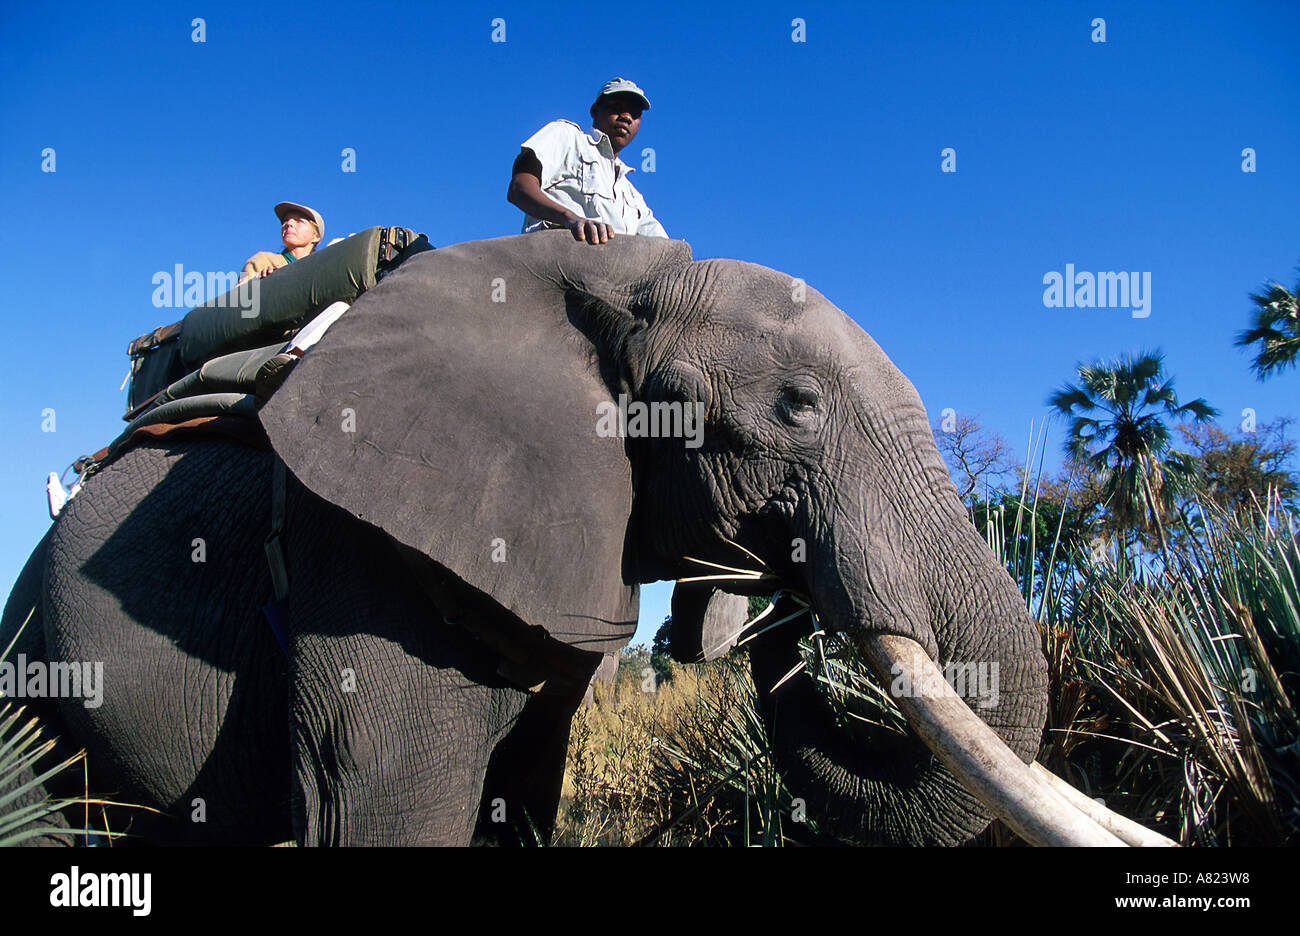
xmin=474 ymin=688 xmax=586 ymax=845
xmin=287 ymin=625 xmax=530 ymax=846
xmin=284 ymin=491 xmax=532 ymax=846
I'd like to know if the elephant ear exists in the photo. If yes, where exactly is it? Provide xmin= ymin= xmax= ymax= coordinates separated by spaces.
xmin=259 ymin=231 xmax=693 ymax=671
xmin=669 ymin=581 xmax=752 ymax=663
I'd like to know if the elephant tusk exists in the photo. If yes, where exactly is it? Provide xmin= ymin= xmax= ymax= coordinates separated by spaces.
xmin=1029 ymin=763 xmax=1178 ymax=847
xmin=857 ymin=634 xmax=1127 ymax=847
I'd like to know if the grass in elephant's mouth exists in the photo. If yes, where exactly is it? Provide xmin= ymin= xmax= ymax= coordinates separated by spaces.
xmin=801 ymin=632 xmax=912 ymax=742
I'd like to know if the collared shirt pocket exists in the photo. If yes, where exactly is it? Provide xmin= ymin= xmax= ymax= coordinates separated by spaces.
xmin=578 ymin=154 xmax=614 ymax=205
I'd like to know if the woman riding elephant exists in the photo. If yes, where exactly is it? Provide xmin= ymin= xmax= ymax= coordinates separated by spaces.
xmin=239 ymin=201 xmax=324 ymax=283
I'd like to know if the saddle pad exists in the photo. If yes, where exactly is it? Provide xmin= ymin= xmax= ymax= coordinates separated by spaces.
xmin=180 ymin=227 xmax=383 ymax=366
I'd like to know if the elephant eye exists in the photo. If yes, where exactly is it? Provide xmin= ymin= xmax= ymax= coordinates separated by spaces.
xmin=790 ymin=387 xmax=819 ymax=408
xmin=780 ymin=385 xmax=821 ymax=424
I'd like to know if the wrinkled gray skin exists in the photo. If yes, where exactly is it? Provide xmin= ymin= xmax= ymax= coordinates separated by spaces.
xmin=1 ymin=231 xmax=1046 ymax=846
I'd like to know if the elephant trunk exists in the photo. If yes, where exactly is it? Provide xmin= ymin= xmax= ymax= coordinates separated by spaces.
xmin=749 ymin=488 xmax=1058 ymax=845
xmin=750 ymin=586 xmax=1040 ymax=845
xmin=855 ymin=634 xmax=1155 ymax=845
xmin=753 ymin=510 xmax=1156 ymax=845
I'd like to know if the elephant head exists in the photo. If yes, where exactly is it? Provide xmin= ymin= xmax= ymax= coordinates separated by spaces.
xmin=259 ymin=230 xmax=1138 ymax=846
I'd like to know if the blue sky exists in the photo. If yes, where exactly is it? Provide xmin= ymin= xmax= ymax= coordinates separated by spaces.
xmin=1 ymin=1 xmax=1297 ymax=645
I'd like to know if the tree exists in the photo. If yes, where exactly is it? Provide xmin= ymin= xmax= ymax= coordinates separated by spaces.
xmin=1048 ymin=351 xmax=1218 ymax=556
xmin=1235 ymin=269 xmax=1300 ymax=381
xmin=618 ymin=644 xmax=651 ymax=687
xmin=1177 ymin=418 xmax=1299 ymax=515
xmin=931 ymin=412 xmax=1019 ymax=503
xmin=970 ymin=461 xmax=1107 ymax=597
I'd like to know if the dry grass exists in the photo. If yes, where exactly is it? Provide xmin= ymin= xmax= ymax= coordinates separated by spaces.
xmin=555 ymin=656 xmax=815 ymax=847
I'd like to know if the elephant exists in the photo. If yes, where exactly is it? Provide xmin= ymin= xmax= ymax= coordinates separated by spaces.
xmin=1 ymin=230 xmax=1161 ymax=846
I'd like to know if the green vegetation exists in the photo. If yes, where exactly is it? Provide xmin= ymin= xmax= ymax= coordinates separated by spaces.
xmin=1236 ymin=270 xmax=1300 ymax=381
xmin=1048 ymin=350 xmax=1217 ymax=559
xmin=989 ymin=489 xmax=1299 ymax=845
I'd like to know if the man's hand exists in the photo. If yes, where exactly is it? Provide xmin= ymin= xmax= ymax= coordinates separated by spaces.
xmin=508 ymin=151 xmax=616 ymax=245
xmin=567 ymin=217 xmax=614 ymax=244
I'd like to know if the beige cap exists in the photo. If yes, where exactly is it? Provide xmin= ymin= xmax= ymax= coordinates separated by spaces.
xmin=274 ymin=201 xmax=324 ymax=241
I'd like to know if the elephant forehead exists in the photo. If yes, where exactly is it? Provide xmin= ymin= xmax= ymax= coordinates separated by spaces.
xmin=671 ymin=258 xmax=808 ymax=322
xmin=671 ymin=261 xmax=865 ymax=347
xmin=670 ymin=263 xmax=895 ymax=374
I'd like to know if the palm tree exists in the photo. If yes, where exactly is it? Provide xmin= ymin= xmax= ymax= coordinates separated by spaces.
xmin=1048 ymin=351 xmax=1218 ymax=558
xmin=1236 ymin=271 xmax=1300 ymax=381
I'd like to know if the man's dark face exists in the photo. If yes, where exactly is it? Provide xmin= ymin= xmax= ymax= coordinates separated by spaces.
xmin=591 ymin=93 xmax=644 ymax=154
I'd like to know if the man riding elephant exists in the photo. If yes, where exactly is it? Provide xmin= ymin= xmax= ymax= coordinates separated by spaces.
xmin=507 ymin=78 xmax=666 ymax=245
